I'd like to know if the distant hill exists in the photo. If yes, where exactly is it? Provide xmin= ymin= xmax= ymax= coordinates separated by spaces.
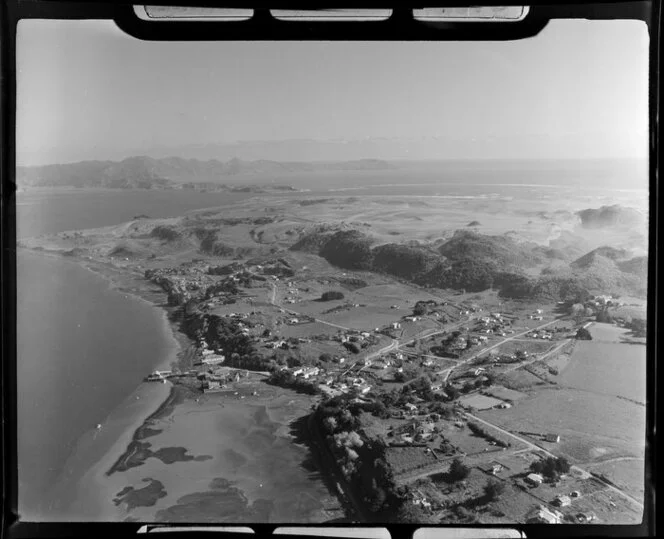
xmin=16 ymin=156 xmax=396 ymax=189
xmin=292 ymin=226 xmax=648 ymax=299
xmin=577 ymin=205 xmax=646 ymax=229
xmin=571 ymin=246 xmax=631 ymax=269
xmin=437 ymin=230 xmax=549 ymax=271
xmin=617 ymin=256 xmax=648 ymax=280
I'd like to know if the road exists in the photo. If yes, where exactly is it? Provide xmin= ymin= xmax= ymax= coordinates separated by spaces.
xmin=269 ymin=282 xmax=351 ymax=331
xmin=465 ymin=413 xmax=644 ymax=510
xmin=500 ymin=339 xmax=571 ymax=374
xmin=270 ymin=280 xmax=473 ymax=374
xmin=436 ymin=318 xmax=562 ymax=382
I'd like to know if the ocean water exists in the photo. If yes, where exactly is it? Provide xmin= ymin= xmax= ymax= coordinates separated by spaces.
xmin=16 ymin=189 xmax=254 ymax=238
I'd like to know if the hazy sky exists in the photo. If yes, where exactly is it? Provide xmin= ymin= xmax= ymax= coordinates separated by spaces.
xmin=17 ymin=18 xmax=649 ymax=165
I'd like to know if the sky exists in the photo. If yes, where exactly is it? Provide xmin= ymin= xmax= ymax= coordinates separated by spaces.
xmin=16 ymin=18 xmax=649 ymax=165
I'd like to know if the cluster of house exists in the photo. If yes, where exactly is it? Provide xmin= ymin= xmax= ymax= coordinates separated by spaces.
xmin=370 ymin=357 xmax=393 ymax=370
xmin=525 ymin=491 xmax=592 ymax=524
xmin=478 ymin=461 xmax=509 ymax=476
xmin=289 ymin=365 xmax=321 ymax=379
xmin=527 ymin=309 xmax=545 ymax=321
xmin=388 ymin=396 xmax=435 ymax=419
xmin=283 ymin=280 xmax=301 ymax=304
xmin=526 ymin=505 xmax=565 ymax=524
xmin=411 ymin=490 xmax=433 ymax=511
xmin=393 ymin=415 xmax=438 ymax=443
xmin=333 ymin=330 xmax=374 ymax=344
xmin=264 ymin=335 xmax=310 ymax=350
xmin=475 ymin=313 xmax=514 ymax=337
xmin=587 ymin=295 xmax=623 ymax=308
xmin=199 ymin=367 xmax=248 ymax=392
xmin=526 ymin=328 xmax=553 ymax=340
xmin=329 ymin=375 xmax=372 ymax=394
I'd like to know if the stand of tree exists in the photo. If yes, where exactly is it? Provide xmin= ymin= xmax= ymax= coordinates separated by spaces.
xmin=575 ymin=327 xmax=593 ymax=340
xmin=321 ymin=290 xmax=344 ymax=301
xmin=627 ymin=318 xmax=647 ymax=338
xmin=529 ymin=456 xmax=571 ymax=480
xmin=314 ymin=394 xmax=433 ymax=522
xmin=267 ymin=369 xmax=320 ymax=395
xmin=179 ymin=309 xmax=271 ymax=372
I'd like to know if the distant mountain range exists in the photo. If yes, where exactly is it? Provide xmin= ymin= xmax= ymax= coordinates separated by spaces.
xmin=15 ymin=156 xmax=396 ymax=189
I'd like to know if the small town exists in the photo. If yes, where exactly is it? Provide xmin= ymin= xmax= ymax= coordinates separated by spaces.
xmin=139 ymin=252 xmax=646 ymax=525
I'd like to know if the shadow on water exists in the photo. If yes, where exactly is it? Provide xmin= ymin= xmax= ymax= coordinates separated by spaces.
xmin=289 ymin=415 xmax=325 ymax=476
xmin=288 ymin=413 xmax=355 ymax=520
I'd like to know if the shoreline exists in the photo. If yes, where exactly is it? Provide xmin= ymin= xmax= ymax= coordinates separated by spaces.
xmin=105 ymin=383 xmax=193 ymax=477
xmin=18 ymin=247 xmax=196 ymax=519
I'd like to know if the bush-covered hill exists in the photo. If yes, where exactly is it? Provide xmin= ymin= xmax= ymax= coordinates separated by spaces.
xmin=292 ymin=226 xmax=647 ymax=300
xmin=438 ymin=230 xmax=548 ymax=271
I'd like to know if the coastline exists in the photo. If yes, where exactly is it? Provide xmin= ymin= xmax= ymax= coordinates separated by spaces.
xmin=18 ymin=247 xmax=193 ymax=520
xmin=20 ymin=246 xmax=348 ymax=522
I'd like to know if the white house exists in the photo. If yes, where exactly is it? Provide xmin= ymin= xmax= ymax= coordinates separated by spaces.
xmin=202 ymin=355 xmax=226 ymax=365
xmin=554 ymin=495 xmax=571 ymax=507
xmin=527 ymin=505 xmax=563 ymax=524
xmin=301 ymin=367 xmax=320 ymax=379
xmin=525 ymin=473 xmax=544 ymax=487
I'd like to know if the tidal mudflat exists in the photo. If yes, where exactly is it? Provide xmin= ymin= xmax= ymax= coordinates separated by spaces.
xmin=60 ymin=378 xmax=346 ymax=523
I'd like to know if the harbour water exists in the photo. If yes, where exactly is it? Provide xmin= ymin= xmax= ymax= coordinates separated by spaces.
xmin=16 ymin=250 xmax=179 ymax=519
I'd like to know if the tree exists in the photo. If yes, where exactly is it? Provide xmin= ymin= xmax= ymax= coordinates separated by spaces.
xmin=344 ymin=342 xmax=361 ymax=354
xmin=575 ymin=327 xmax=592 ymax=340
xmin=555 ymin=457 xmax=571 ymax=475
xmin=287 ymin=356 xmax=302 ymax=367
xmin=413 ymin=302 xmax=428 ymax=316
xmin=448 ymin=458 xmax=470 ymax=482
xmin=323 ymin=416 xmax=338 ymax=434
xmin=570 ymin=303 xmax=586 ymax=323
xmin=530 ymin=457 xmax=570 ymax=480
xmin=395 ymin=364 xmax=420 ymax=383
xmin=445 ymin=385 xmax=460 ymax=401
xmin=629 ymin=318 xmax=647 ymax=338
xmin=483 ymin=479 xmax=506 ymax=501
xmin=596 ymin=308 xmax=614 ymax=323
xmin=321 ymin=290 xmax=344 ymax=301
